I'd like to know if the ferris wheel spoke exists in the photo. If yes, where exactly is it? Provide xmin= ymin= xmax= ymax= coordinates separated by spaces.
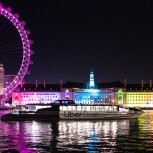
xmin=0 ymin=15 xmax=8 ymax=32
xmin=0 ymin=30 xmax=22 ymax=46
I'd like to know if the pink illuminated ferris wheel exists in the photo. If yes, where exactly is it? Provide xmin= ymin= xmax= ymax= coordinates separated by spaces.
xmin=0 ymin=3 xmax=33 ymax=102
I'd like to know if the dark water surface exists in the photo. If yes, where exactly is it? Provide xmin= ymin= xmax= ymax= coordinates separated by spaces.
xmin=0 ymin=110 xmax=153 ymax=153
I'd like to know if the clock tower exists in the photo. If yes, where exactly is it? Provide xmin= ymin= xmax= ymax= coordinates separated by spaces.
xmin=89 ymin=69 xmax=95 ymax=89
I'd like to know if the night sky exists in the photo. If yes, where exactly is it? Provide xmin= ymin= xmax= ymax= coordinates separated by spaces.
xmin=1 ymin=0 xmax=153 ymax=84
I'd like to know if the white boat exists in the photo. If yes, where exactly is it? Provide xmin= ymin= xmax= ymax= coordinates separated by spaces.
xmin=1 ymin=101 xmax=143 ymax=121
xmin=59 ymin=104 xmax=142 ymax=119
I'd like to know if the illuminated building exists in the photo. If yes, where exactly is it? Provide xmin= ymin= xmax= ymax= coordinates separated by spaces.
xmin=125 ymin=84 xmax=153 ymax=108
xmin=126 ymin=91 xmax=153 ymax=108
xmin=74 ymin=88 xmax=114 ymax=104
xmin=4 ymin=75 xmax=16 ymax=88
xmin=115 ymin=80 xmax=153 ymax=108
xmin=11 ymin=70 xmax=153 ymax=109
xmin=12 ymin=83 xmax=74 ymax=105
xmin=12 ymin=92 xmax=71 ymax=105
xmin=0 ymin=64 xmax=4 ymax=96
xmin=12 ymin=70 xmax=118 ymax=106
xmin=74 ymin=70 xmax=115 ymax=104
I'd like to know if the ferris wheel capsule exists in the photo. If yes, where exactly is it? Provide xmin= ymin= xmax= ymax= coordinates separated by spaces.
xmin=26 ymin=30 xmax=31 ymax=35
xmin=29 ymin=40 xmax=33 ymax=45
xmin=30 ymin=61 xmax=33 ymax=65
xmin=14 ymin=13 xmax=19 ymax=19
xmin=30 ymin=50 xmax=35 ymax=55
xmin=21 ymin=20 xmax=26 ymax=26
xmin=27 ymin=71 xmax=30 ymax=75
xmin=6 ymin=7 xmax=12 ymax=12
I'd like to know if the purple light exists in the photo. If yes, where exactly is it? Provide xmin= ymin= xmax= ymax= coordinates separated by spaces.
xmin=14 ymin=13 xmax=19 ymax=18
xmin=0 ymin=3 xmax=32 ymax=102
xmin=0 ymin=3 xmax=3 ymax=8
xmin=29 ymin=40 xmax=33 ymax=45
xmin=6 ymin=7 xmax=12 ymax=12
xmin=21 ymin=21 xmax=26 ymax=26
xmin=26 ymin=30 xmax=30 ymax=35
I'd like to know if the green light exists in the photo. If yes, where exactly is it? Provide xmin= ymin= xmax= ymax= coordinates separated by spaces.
xmin=117 ymin=90 xmax=123 ymax=104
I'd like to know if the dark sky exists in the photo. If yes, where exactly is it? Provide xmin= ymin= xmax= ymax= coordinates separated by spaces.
xmin=1 ymin=0 xmax=153 ymax=84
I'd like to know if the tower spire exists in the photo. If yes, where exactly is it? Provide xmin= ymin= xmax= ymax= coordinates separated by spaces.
xmin=89 ymin=69 xmax=95 ymax=89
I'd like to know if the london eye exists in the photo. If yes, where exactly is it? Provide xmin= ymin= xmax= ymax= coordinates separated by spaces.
xmin=0 ymin=3 xmax=33 ymax=103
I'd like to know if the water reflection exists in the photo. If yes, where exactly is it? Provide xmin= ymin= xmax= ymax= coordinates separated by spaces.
xmin=0 ymin=111 xmax=153 ymax=152
xmin=57 ymin=120 xmax=130 ymax=152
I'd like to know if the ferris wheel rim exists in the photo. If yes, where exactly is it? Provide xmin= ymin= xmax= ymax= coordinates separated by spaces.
xmin=0 ymin=4 xmax=32 ymax=101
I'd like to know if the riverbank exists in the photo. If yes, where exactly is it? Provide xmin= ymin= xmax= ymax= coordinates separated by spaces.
xmin=140 ymin=107 xmax=153 ymax=110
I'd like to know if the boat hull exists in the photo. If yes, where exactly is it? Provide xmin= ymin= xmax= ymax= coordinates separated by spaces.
xmin=1 ymin=111 xmax=141 ymax=121
xmin=59 ymin=111 xmax=141 ymax=120
xmin=1 ymin=105 xmax=143 ymax=121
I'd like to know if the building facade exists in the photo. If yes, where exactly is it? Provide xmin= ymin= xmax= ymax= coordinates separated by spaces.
xmin=12 ymin=91 xmax=74 ymax=105
xmin=12 ymin=70 xmax=117 ymax=106
xmin=11 ymin=70 xmax=153 ymax=109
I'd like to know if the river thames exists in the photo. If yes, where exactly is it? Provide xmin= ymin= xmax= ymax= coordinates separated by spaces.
xmin=0 ymin=110 xmax=153 ymax=153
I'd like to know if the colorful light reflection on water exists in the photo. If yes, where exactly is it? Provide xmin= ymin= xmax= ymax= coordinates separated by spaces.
xmin=0 ymin=111 xmax=153 ymax=152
